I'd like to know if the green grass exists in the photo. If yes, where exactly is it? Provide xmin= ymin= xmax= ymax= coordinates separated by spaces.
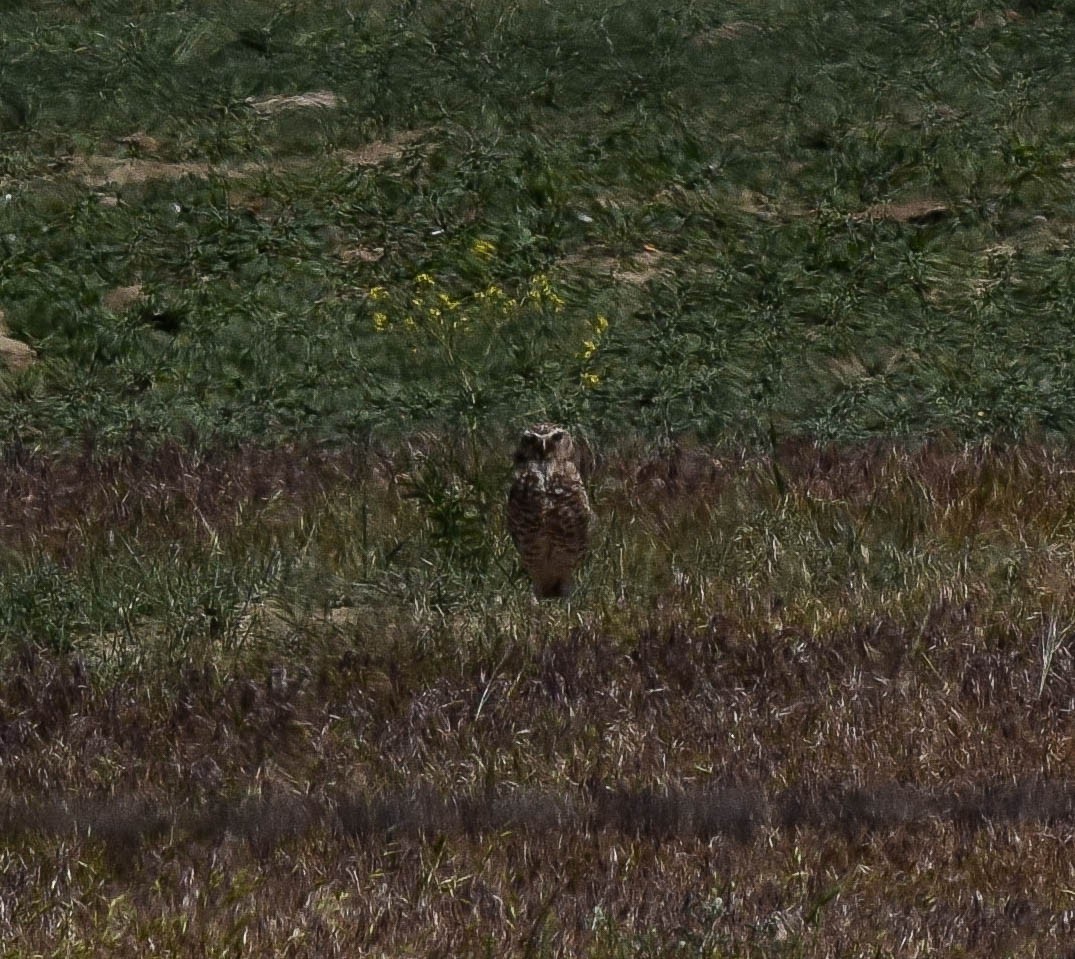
xmin=3 ymin=0 xmax=1075 ymax=449
xmin=5 ymin=0 xmax=1075 ymax=955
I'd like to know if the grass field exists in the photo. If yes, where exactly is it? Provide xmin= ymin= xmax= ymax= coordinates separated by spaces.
xmin=4 ymin=0 xmax=1075 ymax=955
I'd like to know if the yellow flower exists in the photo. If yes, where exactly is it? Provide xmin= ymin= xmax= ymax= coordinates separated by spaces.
xmin=528 ymin=273 xmax=565 ymax=309
xmin=581 ymin=372 xmax=601 ymax=388
xmin=372 ymin=312 xmax=390 ymax=332
xmin=415 ymin=272 xmax=436 ymax=286
xmin=579 ymin=314 xmax=609 ymax=360
xmin=475 ymin=284 xmax=518 ymax=316
xmin=437 ymin=292 xmax=461 ymax=310
xmin=471 ymin=238 xmax=496 ymax=257
xmin=368 ymin=286 xmax=389 ymax=301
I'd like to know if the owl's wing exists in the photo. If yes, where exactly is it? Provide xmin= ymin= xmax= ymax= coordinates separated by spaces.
xmin=506 ymin=475 xmax=538 ymax=549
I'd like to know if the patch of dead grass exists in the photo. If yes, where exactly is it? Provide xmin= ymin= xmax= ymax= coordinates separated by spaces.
xmin=3 ymin=439 xmax=1075 ymax=953
xmin=337 ymin=245 xmax=385 ymax=264
xmin=559 ymin=244 xmax=670 ymax=285
xmin=35 ymin=129 xmax=427 ymax=192
xmin=336 ymin=129 xmax=424 ymax=167
xmin=0 ymin=308 xmax=35 ymax=371
xmin=692 ymin=21 xmax=764 ymax=44
xmin=101 ymin=284 xmax=146 ymax=313
xmin=67 ymin=155 xmax=261 ymax=188
xmin=246 ymin=90 xmax=341 ymax=115
xmin=851 ymin=198 xmax=951 ymax=224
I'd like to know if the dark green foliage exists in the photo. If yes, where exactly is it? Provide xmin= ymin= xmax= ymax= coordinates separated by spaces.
xmin=2 ymin=1 xmax=1075 ymax=450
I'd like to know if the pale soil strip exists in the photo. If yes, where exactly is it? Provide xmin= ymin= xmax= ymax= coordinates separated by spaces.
xmin=6 ymin=128 xmax=426 ymax=193
xmin=0 ymin=308 xmax=36 ymax=371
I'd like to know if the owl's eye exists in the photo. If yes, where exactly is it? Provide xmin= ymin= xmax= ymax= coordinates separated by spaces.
xmin=552 ymin=430 xmax=566 ymax=442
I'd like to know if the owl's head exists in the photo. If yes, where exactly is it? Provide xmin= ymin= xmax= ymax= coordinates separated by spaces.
xmin=514 ymin=423 xmax=575 ymax=465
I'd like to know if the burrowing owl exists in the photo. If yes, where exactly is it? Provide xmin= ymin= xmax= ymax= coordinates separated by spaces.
xmin=507 ymin=423 xmax=594 ymax=599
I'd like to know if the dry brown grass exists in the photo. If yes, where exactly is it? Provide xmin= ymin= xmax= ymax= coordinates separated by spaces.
xmin=2 ymin=439 xmax=1075 ymax=954
xmin=15 ymin=128 xmax=427 ymax=197
xmin=0 ymin=308 xmax=36 ymax=372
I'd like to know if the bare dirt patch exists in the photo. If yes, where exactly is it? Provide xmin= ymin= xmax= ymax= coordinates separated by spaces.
xmin=337 ymin=129 xmax=424 ymax=167
xmin=246 ymin=90 xmax=341 ymax=115
xmin=559 ymin=245 xmax=670 ymax=285
xmin=54 ymin=129 xmax=426 ymax=191
xmin=692 ymin=21 xmax=764 ymax=44
xmin=736 ymin=187 xmax=797 ymax=221
xmin=0 ymin=339 xmax=35 ymax=372
xmin=613 ymin=245 xmax=669 ymax=285
xmin=67 ymin=155 xmax=262 ymax=189
xmin=851 ymin=198 xmax=951 ymax=224
xmin=101 ymin=284 xmax=146 ymax=313
xmin=972 ymin=9 xmax=1023 ymax=28
xmin=115 ymin=132 xmax=162 ymax=155
xmin=0 ymin=308 xmax=36 ymax=372
xmin=338 ymin=245 xmax=386 ymax=264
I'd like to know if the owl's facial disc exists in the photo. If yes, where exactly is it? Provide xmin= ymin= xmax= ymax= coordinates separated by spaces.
xmin=541 ymin=430 xmax=564 ymax=456
xmin=519 ymin=424 xmax=568 ymax=460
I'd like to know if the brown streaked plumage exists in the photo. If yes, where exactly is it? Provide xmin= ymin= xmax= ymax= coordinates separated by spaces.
xmin=507 ymin=423 xmax=594 ymax=599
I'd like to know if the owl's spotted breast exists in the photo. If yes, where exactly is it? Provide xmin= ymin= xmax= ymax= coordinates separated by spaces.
xmin=507 ymin=425 xmax=593 ymax=600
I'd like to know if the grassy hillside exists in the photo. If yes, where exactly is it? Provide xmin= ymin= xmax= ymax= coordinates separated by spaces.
xmin=4 ymin=0 xmax=1075 ymax=955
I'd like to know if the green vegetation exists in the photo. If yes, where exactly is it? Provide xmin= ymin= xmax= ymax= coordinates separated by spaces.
xmin=4 ymin=0 xmax=1075 ymax=448
xmin=3 ymin=0 xmax=1075 ymax=954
